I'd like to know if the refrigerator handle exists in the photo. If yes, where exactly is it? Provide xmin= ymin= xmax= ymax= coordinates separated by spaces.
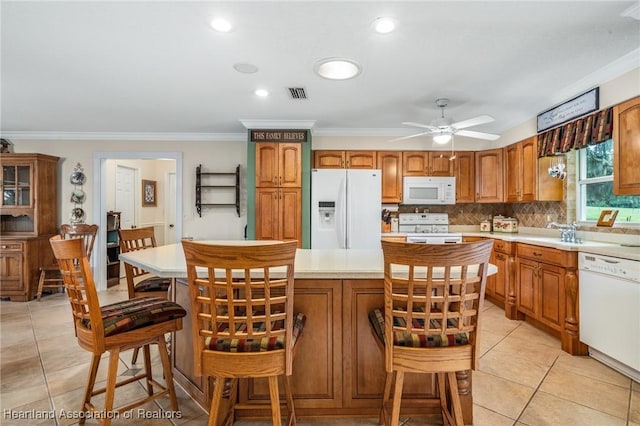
xmin=345 ymin=175 xmax=351 ymax=249
xmin=337 ymin=175 xmax=347 ymax=249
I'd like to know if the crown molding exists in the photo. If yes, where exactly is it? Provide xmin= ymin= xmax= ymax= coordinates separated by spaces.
xmin=312 ymin=127 xmax=410 ymax=137
xmin=238 ymin=119 xmax=316 ymax=129
xmin=0 ymin=131 xmax=246 ymax=141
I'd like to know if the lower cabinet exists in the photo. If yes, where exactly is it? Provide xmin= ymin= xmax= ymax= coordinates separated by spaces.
xmin=0 ymin=236 xmax=54 ymax=301
xmin=486 ymin=240 xmax=516 ymax=318
xmin=516 ymin=243 xmax=586 ymax=355
xmin=173 ymin=278 xmax=472 ymax=420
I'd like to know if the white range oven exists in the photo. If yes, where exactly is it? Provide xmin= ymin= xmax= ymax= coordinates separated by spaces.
xmin=399 ymin=213 xmax=462 ymax=244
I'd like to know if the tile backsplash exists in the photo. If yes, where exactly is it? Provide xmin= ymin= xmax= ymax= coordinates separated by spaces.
xmin=398 ymin=202 xmax=640 ymax=235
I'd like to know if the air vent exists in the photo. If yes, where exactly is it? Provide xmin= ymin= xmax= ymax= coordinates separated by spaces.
xmin=287 ymin=87 xmax=308 ymax=100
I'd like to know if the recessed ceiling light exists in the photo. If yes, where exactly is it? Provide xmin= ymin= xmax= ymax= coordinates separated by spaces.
xmin=314 ymin=58 xmax=361 ymax=80
xmin=210 ymin=18 xmax=232 ymax=32
xmin=373 ymin=17 xmax=396 ymax=34
xmin=234 ymin=63 xmax=258 ymax=74
xmin=255 ymin=89 xmax=269 ymax=97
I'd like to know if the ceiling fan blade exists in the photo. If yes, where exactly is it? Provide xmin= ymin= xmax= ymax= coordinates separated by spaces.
xmin=389 ymin=131 xmax=433 ymax=142
xmin=402 ymin=121 xmax=438 ymax=131
xmin=455 ymin=129 xmax=501 ymax=141
xmin=451 ymin=115 xmax=495 ymax=130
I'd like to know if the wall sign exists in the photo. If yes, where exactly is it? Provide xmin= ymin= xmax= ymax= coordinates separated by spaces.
xmin=250 ymin=129 xmax=308 ymax=143
xmin=537 ymin=87 xmax=599 ymax=132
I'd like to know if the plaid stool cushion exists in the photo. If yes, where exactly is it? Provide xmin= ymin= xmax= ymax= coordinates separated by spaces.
xmin=204 ymin=312 xmax=306 ymax=352
xmin=82 ymin=296 xmax=186 ymax=337
xmin=368 ymin=308 xmax=468 ymax=347
xmin=134 ymin=276 xmax=172 ymax=293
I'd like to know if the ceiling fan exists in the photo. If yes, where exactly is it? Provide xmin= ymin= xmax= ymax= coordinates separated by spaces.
xmin=394 ymin=98 xmax=500 ymax=144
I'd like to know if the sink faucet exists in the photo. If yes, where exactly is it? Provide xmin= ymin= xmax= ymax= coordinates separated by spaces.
xmin=546 ymin=222 xmax=581 ymax=243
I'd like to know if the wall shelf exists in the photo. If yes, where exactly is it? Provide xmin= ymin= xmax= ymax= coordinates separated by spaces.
xmin=195 ymin=164 xmax=240 ymax=217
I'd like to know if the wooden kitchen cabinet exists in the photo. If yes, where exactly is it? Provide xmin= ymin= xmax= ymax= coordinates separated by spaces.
xmin=516 ymin=243 xmax=584 ymax=355
xmin=255 ymin=142 xmax=302 ymax=247
xmin=255 ymin=142 xmax=302 ymax=187
xmin=613 ymin=96 xmax=640 ymax=195
xmin=505 ymin=136 xmax=562 ymax=202
xmin=454 ymin=151 xmax=475 ymax=203
xmin=504 ymin=137 xmax=537 ymax=202
xmin=255 ymin=187 xmax=302 ymax=246
xmin=402 ymin=151 xmax=453 ymax=176
xmin=475 ymin=148 xmax=503 ymax=203
xmin=0 ymin=153 xmax=59 ymax=301
xmin=377 ymin=151 xmax=402 ymax=203
xmin=313 ymin=150 xmax=376 ymax=169
xmin=537 ymin=156 xmax=564 ymax=201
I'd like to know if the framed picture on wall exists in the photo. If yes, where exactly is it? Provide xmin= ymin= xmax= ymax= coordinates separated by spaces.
xmin=142 ymin=179 xmax=157 ymax=207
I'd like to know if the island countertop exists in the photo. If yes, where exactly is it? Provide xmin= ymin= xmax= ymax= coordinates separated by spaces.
xmin=119 ymin=241 xmax=497 ymax=279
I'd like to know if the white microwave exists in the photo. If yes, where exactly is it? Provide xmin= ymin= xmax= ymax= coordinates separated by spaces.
xmin=402 ymin=176 xmax=456 ymax=205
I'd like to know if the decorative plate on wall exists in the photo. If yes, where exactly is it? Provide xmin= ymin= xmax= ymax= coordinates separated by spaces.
xmin=70 ymin=171 xmax=86 ymax=185
xmin=70 ymin=189 xmax=85 ymax=204
xmin=70 ymin=207 xmax=85 ymax=223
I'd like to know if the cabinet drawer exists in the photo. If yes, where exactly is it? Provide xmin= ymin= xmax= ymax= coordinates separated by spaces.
xmin=0 ymin=242 xmax=24 ymax=251
xmin=517 ymin=243 xmax=563 ymax=265
xmin=493 ymin=240 xmax=515 ymax=254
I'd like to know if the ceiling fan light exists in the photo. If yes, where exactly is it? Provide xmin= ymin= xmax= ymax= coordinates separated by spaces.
xmin=433 ymin=133 xmax=452 ymax=144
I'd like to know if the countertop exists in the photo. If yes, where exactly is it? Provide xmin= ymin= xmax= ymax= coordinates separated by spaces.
xmin=383 ymin=231 xmax=640 ymax=261
xmin=119 ymin=242 xmax=497 ymax=280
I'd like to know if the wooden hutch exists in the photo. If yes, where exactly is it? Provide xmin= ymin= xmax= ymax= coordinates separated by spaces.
xmin=0 ymin=153 xmax=59 ymax=301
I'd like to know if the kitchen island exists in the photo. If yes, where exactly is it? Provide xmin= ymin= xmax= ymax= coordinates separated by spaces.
xmin=119 ymin=242 xmax=496 ymax=423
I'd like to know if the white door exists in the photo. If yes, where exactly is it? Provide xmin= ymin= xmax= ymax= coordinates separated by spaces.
xmin=115 ymin=165 xmax=136 ymax=229
xmin=165 ymin=172 xmax=177 ymax=244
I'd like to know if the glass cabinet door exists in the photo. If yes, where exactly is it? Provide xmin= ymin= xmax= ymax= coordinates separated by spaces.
xmin=2 ymin=165 xmax=32 ymax=207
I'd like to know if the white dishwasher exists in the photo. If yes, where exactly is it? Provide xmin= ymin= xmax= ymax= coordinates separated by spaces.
xmin=579 ymin=252 xmax=640 ymax=382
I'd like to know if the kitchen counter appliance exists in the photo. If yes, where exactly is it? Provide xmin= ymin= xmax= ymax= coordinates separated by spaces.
xmin=399 ymin=213 xmax=462 ymax=244
xmin=311 ymin=168 xmax=382 ymax=249
xmin=579 ymin=252 xmax=639 ymax=381
xmin=402 ymin=176 xmax=456 ymax=205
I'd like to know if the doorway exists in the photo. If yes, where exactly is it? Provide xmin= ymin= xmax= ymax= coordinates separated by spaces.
xmin=92 ymin=152 xmax=183 ymax=291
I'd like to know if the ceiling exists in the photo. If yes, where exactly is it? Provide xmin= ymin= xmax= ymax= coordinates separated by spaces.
xmin=1 ymin=1 xmax=639 ymax=143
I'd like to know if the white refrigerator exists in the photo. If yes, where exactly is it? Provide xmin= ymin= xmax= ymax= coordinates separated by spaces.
xmin=311 ymin=168 xmax=382 ymax=249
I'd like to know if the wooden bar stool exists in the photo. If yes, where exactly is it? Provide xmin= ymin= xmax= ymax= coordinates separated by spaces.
xmin=369 ymin=240 xmax=493 ymax=426
xmin=37 ymin=224 xmax=98 ymax=300
xmin=182 ymin=240 xmax=306 ymax=426
xmin=49 ymin=235 xmax=186 ymax=426
xmin=118 ymin=226 xmax=173 ymax=364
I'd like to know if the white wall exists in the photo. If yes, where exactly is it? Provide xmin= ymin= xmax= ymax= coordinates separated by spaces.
xmin=12 ymin=139 xmax=247 ymax=240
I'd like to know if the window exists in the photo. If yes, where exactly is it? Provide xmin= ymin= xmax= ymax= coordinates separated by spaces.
xmin=578 ymin=139 xmax=640 ymax=225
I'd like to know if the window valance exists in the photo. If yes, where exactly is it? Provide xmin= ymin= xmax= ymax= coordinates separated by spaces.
xmin=537 ymin=107 xmax=613 ymax=158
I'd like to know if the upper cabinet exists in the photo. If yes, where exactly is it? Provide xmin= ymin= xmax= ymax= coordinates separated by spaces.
xmin=475 ymin=149 xmax=504 ymax=203
xmin=613 ymin=96 xmax=640 ymax=195
xmin=0 ymin=153 xmax=59 ymax=236
xmin=402 ymin=152 xmax=454 ymax=176
xmin=454 ymin=151 xmax=475 ymax=203
xmin=377 ymin=151 xmax=402 ymax=203
xmin=504 ymin=136 xmax=537 ymax=202
xmin=256 ymin=142 xmax=302 ymax=187
xmin=505 ymin=136 xmax=563 ymax=203
xmin=313 ymin=150 xmax=376 ymax=169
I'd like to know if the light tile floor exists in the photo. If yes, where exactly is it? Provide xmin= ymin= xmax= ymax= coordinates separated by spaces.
xmin=1 ymin=283 xmax=638 ymax=426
